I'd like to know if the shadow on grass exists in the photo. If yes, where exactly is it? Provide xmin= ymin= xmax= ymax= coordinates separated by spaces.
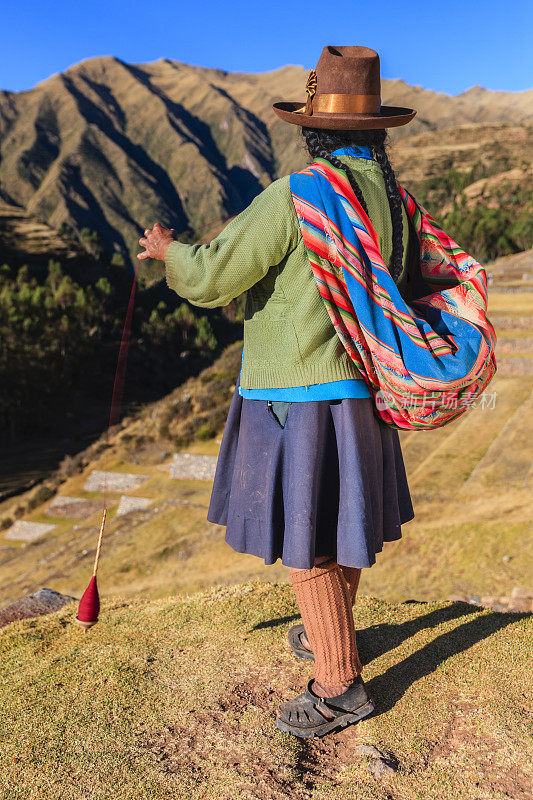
xmin=366 ymin=606 xmax=529 ymax=715
xmin=356 ymin=602 xmax=480 ymax=665
xmin=253 ymin=613 xmax=300 ymax=630
xmin=253 ymin=601 xmax=479 ymax=662
xmin=254 ymin=602 xmax=529 ymax=713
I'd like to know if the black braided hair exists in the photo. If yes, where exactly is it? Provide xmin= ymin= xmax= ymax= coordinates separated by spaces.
xmin=301 ymin=127 xmax=405 ymax=281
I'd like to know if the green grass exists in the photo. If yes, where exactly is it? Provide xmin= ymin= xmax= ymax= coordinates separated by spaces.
xmin=365 ymin=516 xmax=532 ymax=602
xmin=0 ymin=582 xmax=531 ymax=800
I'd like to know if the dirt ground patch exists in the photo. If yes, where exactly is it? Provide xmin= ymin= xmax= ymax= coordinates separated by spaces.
xmin=135 ymin=677 xmax=392 ymax=799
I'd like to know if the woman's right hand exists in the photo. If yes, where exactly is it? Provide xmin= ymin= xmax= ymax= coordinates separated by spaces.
xmin=138 ymin=222 xmax=177 ymax=262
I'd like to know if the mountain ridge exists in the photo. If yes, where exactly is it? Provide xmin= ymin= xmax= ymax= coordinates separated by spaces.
xmin=0 ymin=55 xmax=531 ymax=271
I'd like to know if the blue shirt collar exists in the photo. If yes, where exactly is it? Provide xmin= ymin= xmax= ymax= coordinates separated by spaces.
xmin=331 ymin=145 xmax=373 ymax=160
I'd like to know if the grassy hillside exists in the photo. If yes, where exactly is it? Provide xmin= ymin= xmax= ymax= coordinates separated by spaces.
xmin=0 ymin=199 xmax=105 ymax=276
xmin=0 ymin=582 xmax=530 ymax=800
xmin=393 ymin=122 xmax=533 ymax=261
xmin=1 ymin=379 xmax=530 ymax=610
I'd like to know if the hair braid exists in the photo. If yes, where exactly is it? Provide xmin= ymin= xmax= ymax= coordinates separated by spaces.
xmin=301 ymin=127 xmax=405 ymax=282
xmin=372 ymin=144 xmax=404 ymax=282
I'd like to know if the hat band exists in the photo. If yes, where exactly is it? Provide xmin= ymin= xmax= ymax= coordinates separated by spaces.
xmin=312 ymin=92 xmax=381 ymax=114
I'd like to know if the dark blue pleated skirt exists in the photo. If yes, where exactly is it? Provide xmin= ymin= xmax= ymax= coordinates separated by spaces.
xmin=206 ymin=373 xmax=415 ymax=569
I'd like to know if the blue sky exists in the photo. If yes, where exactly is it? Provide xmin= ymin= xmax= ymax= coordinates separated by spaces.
xmin=3 ymin=0 xmax=532 ymax=94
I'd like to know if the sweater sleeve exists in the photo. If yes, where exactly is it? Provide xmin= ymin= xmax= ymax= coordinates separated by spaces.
xmin=163 ymin=175 xmax=298 ymax=308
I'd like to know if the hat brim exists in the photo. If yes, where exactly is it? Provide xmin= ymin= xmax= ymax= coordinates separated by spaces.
xmin=272 ymin=101 xmax=416 ymax=130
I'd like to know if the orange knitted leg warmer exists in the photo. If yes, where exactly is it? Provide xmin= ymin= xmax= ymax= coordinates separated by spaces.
xmin=289 ymin=559 xmax=361 ymax=696
xmin=297 ymin=563 xmax=363 ymax=675
xmin=340 ymin=565 xmax=363 ymax=676
xmin=340 ymin=565 xmax=362 ymax=607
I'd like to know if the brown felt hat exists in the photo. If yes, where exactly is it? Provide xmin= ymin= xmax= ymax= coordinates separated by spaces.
xmin=273 ymin=45 xmax=416 ymax=130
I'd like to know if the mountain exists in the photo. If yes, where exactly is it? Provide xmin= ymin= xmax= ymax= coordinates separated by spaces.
xmin=0 ymin=56 xmax=531 ymax=270
xmin=391 ymin=121 xmax=533 ymax=197
xmin=390 ymin=121 xmax=533 ymax=261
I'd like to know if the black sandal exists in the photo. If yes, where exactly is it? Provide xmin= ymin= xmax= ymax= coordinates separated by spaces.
xmin=288 ymin=624 xmax=315 ymax=661
xmin=275 ymin=676 xmax=374 ymax=738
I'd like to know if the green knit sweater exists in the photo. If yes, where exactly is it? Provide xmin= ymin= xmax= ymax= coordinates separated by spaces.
xmin=164 ymin=154 xmax=410 ymax=389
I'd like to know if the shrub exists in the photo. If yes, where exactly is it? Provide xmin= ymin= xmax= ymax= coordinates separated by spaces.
xmin=58 ymin=454 xmax=83 ymax=479
xmin=196 ymin=423 xmax=216 ymax=440
xmin=27 ymin=485 xmax=55 ymax=510
xmin=110 ymin=252 xmax=125 ymax=268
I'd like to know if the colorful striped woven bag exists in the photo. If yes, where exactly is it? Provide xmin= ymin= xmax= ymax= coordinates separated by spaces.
xmin=290 ymin=158 xmax=497 ymax=431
